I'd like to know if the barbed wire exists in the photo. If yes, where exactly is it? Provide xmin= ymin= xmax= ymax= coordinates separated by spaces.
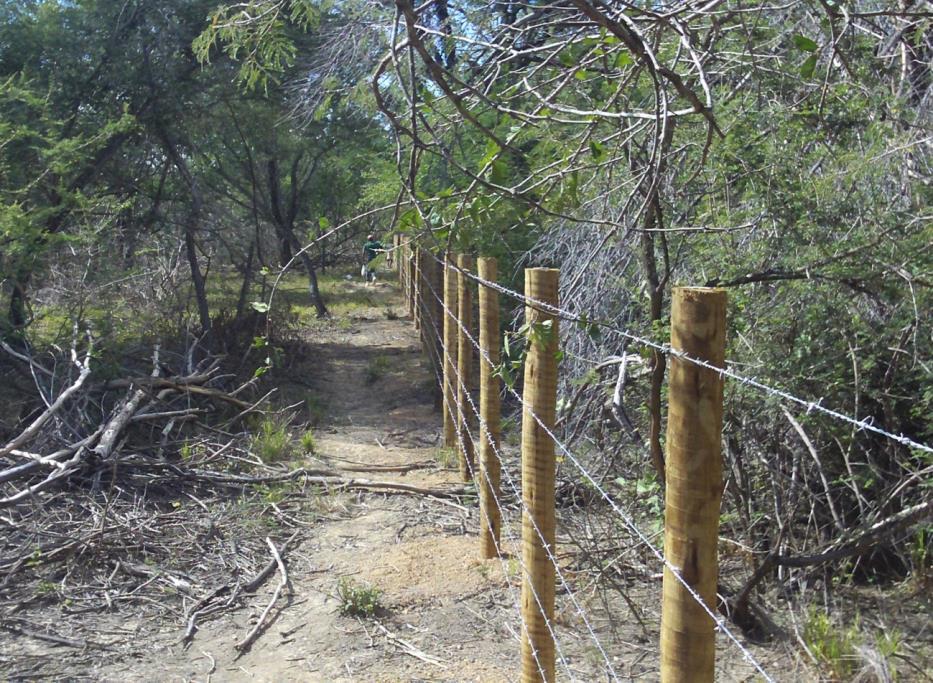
xmin=427 ymin=251 xmax=932 ymax=456
xmin=420 ymin=271 xmax=634 ymax=680
xmin=416 ymin=303 xmax=569 ymax=681
xmin=418 ymin=260 xmax=775 ymax=682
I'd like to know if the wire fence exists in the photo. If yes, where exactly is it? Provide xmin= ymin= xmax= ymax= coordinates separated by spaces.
xmin=385 ymin=242 xmax=931 ymax=680
xmin=407 ymin=248 xmax=791 ymax=681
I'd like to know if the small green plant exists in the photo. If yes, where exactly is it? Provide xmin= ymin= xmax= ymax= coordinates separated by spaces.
xmin=35 ymin=580 xmax=57 ymax=596
xmin=251 ymin=417 xmax=293 ymax=462
xmin=803 ymin=609 xmax=860 ymax=680
xmin=337 ymin=577 xmax=382 ymax=617
xmin=364 ymin=355 xmax=391 ymax=384
xmin=434 ymin=447 xmax=457 ymax=468
xmin=257 ymin=483 xmax=288 ymax=504
xmin=299 ymin=429 xmax=316 ymax=453
xmin=305 ymin=395 xmax=327 ymax=424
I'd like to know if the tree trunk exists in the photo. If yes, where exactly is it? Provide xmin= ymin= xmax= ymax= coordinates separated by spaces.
xmin=266 ymin=159 xmax=328 ymax=317
xmin=235 ymin=242 xmax=256 ymax=322
xmin=157 ymin=126 xmax=212 ymax=334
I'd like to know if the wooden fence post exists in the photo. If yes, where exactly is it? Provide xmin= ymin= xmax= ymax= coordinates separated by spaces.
xmin=660 ymin=287 xmax=727 ymax=683
xmin=396 ymin=235 xmax=403 ymax=282
xmin=456 ymin=254 xmax=476 ymax=481
xmin=478 ymin=257 xmax=501 ymax=559
xmin=408 ymin=247 xmax=416 ymax=320
xmin=429 ymin=252 xmax=444 ymax=411
xmin=442 ymin=258 xmax=459 ymax=448
xmin=413 ymin=247 xmax=422 ymax=331
xmin=418 ymin=252 xmax=442 ymax=410
xmin=520 ymin=267 xmax=559 ymax=683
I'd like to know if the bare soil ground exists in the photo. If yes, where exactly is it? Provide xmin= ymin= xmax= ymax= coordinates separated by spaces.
xmin=7 ymin=276 xmax=923 ymax=682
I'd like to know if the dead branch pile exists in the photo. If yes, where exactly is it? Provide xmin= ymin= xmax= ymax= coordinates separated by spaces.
xmin=0 ymin=336 xmax=320 ymax=675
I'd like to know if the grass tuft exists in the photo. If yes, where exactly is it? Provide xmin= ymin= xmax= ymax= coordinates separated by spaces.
xmin=251 ymin=417 xmax=293 ymax=462
xmin=337 ymin=577 xmax=382 ymax=617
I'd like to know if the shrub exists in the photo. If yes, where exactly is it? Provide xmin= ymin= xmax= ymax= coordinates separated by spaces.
xmin=363 ymin=355 xmax=391 ymax=384
xmin=251 ymin=417 xmax=292 ymax=462
xmin=299 ymin=429 xmax=316 ymax=453
xmin=337 ymin=577 xmax=381 ymax=617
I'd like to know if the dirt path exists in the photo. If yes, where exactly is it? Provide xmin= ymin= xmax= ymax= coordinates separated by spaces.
xmin=18 ymin=279 xmax=796 ymax=682
xmin=85 ymin=281 xmax=525 ymax=682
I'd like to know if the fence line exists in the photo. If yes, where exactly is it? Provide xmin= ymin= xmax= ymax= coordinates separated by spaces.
xmin=416 ymin=273 xmax=575 ymax=681
xmin=427 ymin=251 xmax=932 ymax=456
xmin=421 ymin=265 xmax=627 ymax=682
xmin=417 ymin=255 xmax=774 ymax=682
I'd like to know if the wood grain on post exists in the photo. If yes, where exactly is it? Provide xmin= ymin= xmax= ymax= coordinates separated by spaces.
xmin=429 ymin=253 xmax=444 ymax=411
xmin=408 ymin=247 xmax=416 ymax=320
xmin=413 ymin=247 xmax=421 ymax=331
xmin=417 ymin=251 xmax=433 ymax=361
xmin=520 ymin=267 xmax=559 ymax=683
xmin=399 ymin=237 xmax=406 ymax=288
xmin=660 ymin=287 xmax=726 ymax=683
xmin=477 ymin=257 xmax=501 ymax=558
xmin=442 ymin=258 xmax=459 ymax=448
xmin=456 ymin=254 xmax=476 ymax=481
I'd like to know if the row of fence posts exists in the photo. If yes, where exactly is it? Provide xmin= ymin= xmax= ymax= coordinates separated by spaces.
xmin=392 ymin=239 xmax=727 ymax=683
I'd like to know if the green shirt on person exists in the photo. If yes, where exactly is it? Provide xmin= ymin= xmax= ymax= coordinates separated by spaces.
xmin=363 ymin=240 xmax=385 ymax=262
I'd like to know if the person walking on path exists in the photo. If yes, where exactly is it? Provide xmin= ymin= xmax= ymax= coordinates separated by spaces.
xmin=362 ymin=234 xmax=386 ymax=284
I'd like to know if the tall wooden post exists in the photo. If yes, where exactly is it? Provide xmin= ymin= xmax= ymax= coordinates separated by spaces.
xmin=478 ymin=257 xmax=501 ymax=558
xmin=408 ymin=247 xmax=416 ymax=319
xmin=520 ymin=268 xmax=559 ymax=683
xmin=413 ymin=247 xmax=422 ymax=331
xmin=660 ymin=287 xmax=727 ymax=683
xmin=442 ymin=258 xmax=459 ymax=448
xmin=399 ymin=238 xmax=407 ymax=290
xmin=417 ymin=249 xmax=430 ymax=353
xmin=430 ymin=253 xmax=444 ymax=411
xmin=456 ymin=254 xmax=476 ymax=481
xmin=418 ymin=252 xmax=442 ymax=409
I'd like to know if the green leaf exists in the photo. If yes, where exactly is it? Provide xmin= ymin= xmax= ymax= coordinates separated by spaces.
xmin=589 ymin=140 xmax=606 ymax=162
xmin=800 ymin=53 xmax=818 ymax=78
xmin=793 ymin=35 xmax=818 ymax=52
xmin=251 ymin=301 xmax=270 ymax=313
xmin=397 ymin=208 xmax=423 ymax=231
xmin=318 ymin=216 xmax=331 ymax=230
xmin=489 ymin=160 xmax=509 ymax=185
xmin=614 ymin=51 xmax=632 ymax=69
xmin=574 ymin=69 xmax=589 ymax=81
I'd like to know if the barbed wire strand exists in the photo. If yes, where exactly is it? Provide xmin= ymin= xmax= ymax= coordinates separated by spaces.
xmin=420 ymin=261 xmax=775 ymax=682
xmin=417 ymin=297 xmax=567 ymax=681
xmin=429 ymin=252 xmax=932 ymax=456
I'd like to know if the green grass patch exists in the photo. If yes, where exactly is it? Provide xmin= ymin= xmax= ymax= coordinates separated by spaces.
xmin=299 ymin=429 xmax=316 ymax=454
xmin=364 ymin=354 xmax=391 ymax=384
xmin=251 ymin=417 xmax=293 ymax=462
xmin=337 ymin=577 xmax=382 ymax=617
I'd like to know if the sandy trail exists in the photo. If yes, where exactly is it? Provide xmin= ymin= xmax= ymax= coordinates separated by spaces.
xmin=92 ymin=282 xmax=522 ymax=682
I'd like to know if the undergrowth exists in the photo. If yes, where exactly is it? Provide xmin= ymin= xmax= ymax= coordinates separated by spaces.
xmin=337 ymin=577 xmax=382 ymax=617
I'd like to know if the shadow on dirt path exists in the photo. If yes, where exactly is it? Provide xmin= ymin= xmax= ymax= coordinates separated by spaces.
xmin=56 ymin=278 xmax=796 ymax=682
xmin=88 ymin=280 xmax=524 ymax=682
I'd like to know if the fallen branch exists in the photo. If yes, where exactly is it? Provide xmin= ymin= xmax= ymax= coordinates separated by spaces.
xmin=0 ymin=351 xmax=92 ymax=458
xmin=375 ymin=622 xmax=447 ymax=669
xmin=0 ymin=617 xmax=108 ymax=650
xmin=234 ymin=536 xmax=290 ymax=654
xmin=188 ymin=468 xmax=469 ymax=498
xmin=182 ymin=531 xmax=300 ymax=644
